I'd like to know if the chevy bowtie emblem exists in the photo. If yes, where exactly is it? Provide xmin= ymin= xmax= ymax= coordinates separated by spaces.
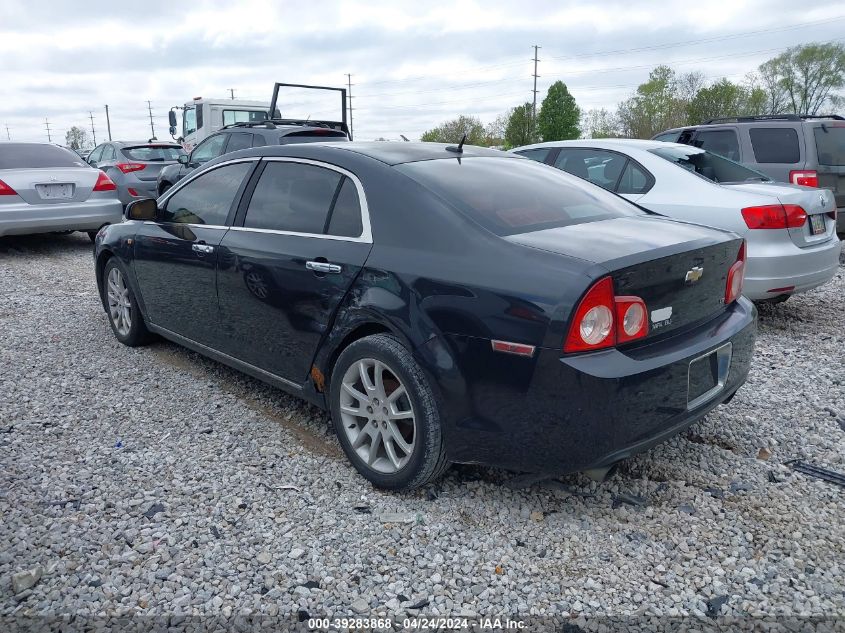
xmin=685 ymin=266 xmax=704 ymax=283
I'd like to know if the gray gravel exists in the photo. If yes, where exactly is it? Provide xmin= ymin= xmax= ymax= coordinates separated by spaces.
xmin=1 ymin=233 xmax=844 ymax=626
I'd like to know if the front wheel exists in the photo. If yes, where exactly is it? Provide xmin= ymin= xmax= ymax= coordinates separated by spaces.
xmin=329 ymin=334 xmax=448 ymax=491
xmin=102 ymin=258 xmax=151 ymax=347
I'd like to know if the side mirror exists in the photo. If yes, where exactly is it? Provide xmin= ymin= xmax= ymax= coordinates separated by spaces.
xmin=88 ymin=160 xmax=97 ymax=168
xmin=169 ymin=125 xmax=177 ymax=136
xmin=168 ymin=110 xmax=177 ymax=127
xmin=178 ymin=154 xmax=189 ymax=165
xmin=125 ymin=198 xmax=158 ymax=221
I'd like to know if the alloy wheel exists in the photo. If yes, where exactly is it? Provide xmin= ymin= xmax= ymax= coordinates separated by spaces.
xmin=339 ymin=358 xmax=416 ymax=474
xmin=106 ymin=267 xmax=132 ymax=337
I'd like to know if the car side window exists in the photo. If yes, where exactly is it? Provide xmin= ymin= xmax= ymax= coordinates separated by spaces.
xmin=162 ymin=162 xmax=252 ymax=225
xmin=749 ymin=128 xmax=800 ymax=164
xmin=616 ymin=161 xmax=651 ymax=194
xmin=88 ymin=145 xmax=103 ymax=164
xmin=554 ymin=149 xmax=626 ymax=192
xmin=243 ymin=162 xmax=343 ymax=235
xmin=251 ymin=134 xmax=266 ymax=147
xmin=191 ymin=135 xmax=227 ymax=164
xmin=515 ymin=148 xmax=550 ymax=163
xmin=653 ymin=131 xmax=681 ymax=142
xmin=101 ymin=145 xmax=116 ymax=161
xmin=326 ymin=177 xmax=363 ymax=237
xmin=225 ymin=133 xmax=252 ymax=153
xmin=693 ymin=129 xmax=740 ymax=161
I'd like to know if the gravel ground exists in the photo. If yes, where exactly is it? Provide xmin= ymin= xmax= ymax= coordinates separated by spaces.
xmin=1 ymin=233 xmax=844 ymax=629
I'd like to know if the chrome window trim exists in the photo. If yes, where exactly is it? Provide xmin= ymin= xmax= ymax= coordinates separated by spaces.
xmin=241 ymin=156 xmax=372 ymax=244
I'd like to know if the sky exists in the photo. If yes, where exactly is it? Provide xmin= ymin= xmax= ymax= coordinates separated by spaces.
xmin=0 ymin=0 xmax=843 ymax=145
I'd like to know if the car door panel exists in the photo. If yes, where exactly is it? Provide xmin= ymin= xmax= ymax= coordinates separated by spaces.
xmin=132 ymin=160 xmax=255 ymax=344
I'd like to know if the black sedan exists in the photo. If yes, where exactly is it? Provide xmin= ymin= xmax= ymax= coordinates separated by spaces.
xmin=93 ymin=142 xmax=757 ymax=490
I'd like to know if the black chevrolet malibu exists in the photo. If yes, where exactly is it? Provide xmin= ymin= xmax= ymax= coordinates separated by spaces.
xmin=93 ymin=142 xmax=756 ymax=490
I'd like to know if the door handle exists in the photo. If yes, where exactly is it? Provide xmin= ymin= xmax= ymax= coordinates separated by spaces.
xmin=306 ymin=260 xmax=342 ymax=274
xmin=192 ymin=243 xmax=214 ymax=254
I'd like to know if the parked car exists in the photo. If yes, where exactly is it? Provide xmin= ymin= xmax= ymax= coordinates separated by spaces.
xmin=87 ymin=141 xmax=186 ymax=206
xmin=653 ymin=114 xmax=845 ymax=238
xmin=0 ymin=142 xmax=122 ymax=241
xmin=94 ymin=142 xmax=756 ymax=490
xmin=75 ymin=148 xmax=92 ymax=161
xmin=512 ymin=139 xmax=840 ymax=303
xmin=156 ymin=121 xmax=348 ymax=195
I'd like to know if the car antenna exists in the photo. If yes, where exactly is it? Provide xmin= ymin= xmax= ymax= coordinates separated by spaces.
xmin=446 ymin=132 xmax=467 ymax=153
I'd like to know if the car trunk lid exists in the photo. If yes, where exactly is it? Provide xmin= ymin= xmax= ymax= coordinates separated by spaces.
xmin=120 ymin=145 xmax=185 ymax=182
xmin=507 ymin=216 xmax=743 ymax=340
xmin=722 ymin=181 xmax=836 ymax=247
xmin=0 ymin=168 xmax=101 ymax=205
xmin=812 ymin=123 xmax=845 ymax=209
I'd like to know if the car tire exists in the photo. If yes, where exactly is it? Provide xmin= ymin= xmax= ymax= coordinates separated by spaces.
xmin=329 ymin=334 xmax=448 ymax=491
xmin=87 ymin=231 xmax=98 ymax=243
xmin=159 ymin=183 xmax=172 ymax=196
xmin=102 ymin=257 xmax=152 ymax=347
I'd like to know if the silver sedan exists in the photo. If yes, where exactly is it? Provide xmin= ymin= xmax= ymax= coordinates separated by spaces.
xmin=0 ymin=142 xmax=123 ymax=241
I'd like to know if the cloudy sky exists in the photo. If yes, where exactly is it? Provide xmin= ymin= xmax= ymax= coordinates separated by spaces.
xmin=1 ymin=0 xmax=843 ymax=145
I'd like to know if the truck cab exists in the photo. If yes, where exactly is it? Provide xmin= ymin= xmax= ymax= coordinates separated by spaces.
xmin=174 ymin=98 xmax=281 ymax=152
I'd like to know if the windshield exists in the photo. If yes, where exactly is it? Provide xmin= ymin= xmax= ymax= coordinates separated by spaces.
xmin=814 ymin=125 xmax=845 ymax=166
xmin=397 ymin=156 xmax=644 ymax=236
xmin=123 ymin=146 xmax=186 ymax=161
xmin=650 ymin=146 xmax=770 ymax=184
xmin=183 ymin=107 xmax=197 ymax=136
xmin=0 ymin=143 xmax=88 ymax=169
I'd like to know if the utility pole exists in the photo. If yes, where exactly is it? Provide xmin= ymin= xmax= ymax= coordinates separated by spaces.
xmin=228 ymin=88 xmax=236 ymax=100
xmin=4 ymin=124 xmax=9 ymax=141
xmin=146 ymin=101 xmax=156 ymax=139
xmin=345 ymin=73 xmax=354 ymax=140
xmin=531 ymin=44 xmax=541 ymax=141
xmin=104 ymin=105 xmax=112 ymax=141
xmin=88 ymin=111 xmax=97 ymax=145
xmin=45 ymin=118 xmax=52 ymax=143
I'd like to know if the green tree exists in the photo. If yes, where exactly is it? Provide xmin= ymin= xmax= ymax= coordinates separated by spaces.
xmin=581 ymin=108 xmax=620 ymax=138
xmin=537 ymin=81 xmax=580 ymax=141
xmin=687 ymin=79 xmax=747 ymax=124
xmin=420 ymin=115 xmax=487 ymax=145
xmin=65 ymin=126 xmax=88 ymax=150
xmin=504 ymin=102 xmax=536 ymax=147
xmin=617 ymin=66 xmax=688 ymax=138
xmin=758 ymin=43 xmax=845 ymax=114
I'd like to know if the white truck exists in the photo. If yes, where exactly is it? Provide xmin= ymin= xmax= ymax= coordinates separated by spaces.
xmin=168 ymin=97 xmax=280 ymax=152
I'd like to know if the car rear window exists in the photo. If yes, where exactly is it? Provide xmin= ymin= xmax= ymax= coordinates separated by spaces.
xmin=651 ymin=146 xmax=770 ymax=184
xmin=749 ymin=128 xmax=800 ymax=163
xmin=397 ymin=156 xmax=643 ymax=236
xmin=279 ymin=130 xmax=348 ymax=145
xmin=122 ymin=145 xmax=186 ymax=161
xmin=814 ymin=125 xmax=845 ymax=166
xmin=0 ymin=143 xmax=88 ymax=169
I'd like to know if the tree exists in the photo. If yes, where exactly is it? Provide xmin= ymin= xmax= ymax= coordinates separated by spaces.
xmin=504 ymin=102 xmax=536 ymax=148
xmin=581 ymin=108 xmax=621 ymax=138
xmin=758 ymin=43 xmax=845 ymax=114
xmin=485 ymin=110 xmax=510 ymax=146
xmin=65 ymin=126 xmax=88 ymax=150
xmin=537 ymin=81 xmax=580 ymax=141
xmin=617 ymin=66 xmax=687 ymax=138
xmin=420 ymin=115 xmax=487 ymax=145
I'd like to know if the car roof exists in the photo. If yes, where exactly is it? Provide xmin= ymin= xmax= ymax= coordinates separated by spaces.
xmin=218 ymin=141 xmax=512 ymax=166
xmin=514 ymin=138 xmax=671 ymax=152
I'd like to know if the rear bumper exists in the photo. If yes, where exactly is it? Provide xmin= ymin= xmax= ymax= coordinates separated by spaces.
xmin=434 ymin=297 xmax=757 ymax=474
xmin=744 ymin=236 xmax=840 ymax=300
xmin=118 ymin=181 xmax=158 ymax=206
xmin=0 ymin=199 xmax=123 ymax=237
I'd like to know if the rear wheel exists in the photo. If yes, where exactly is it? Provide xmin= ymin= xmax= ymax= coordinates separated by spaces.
xmin=329 ymin=334 xmax=448 ymax=490
xmin=102 ymin=258 xmax=151 ymax=347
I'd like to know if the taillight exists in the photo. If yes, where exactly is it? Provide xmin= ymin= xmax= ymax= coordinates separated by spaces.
xmin=725 ymin=241 xmax=746 ymax=305
xmin=93 ymin=171 xmax=117 ymax=191
xmin=116 ymin=163 xmax=146 ymax=173
xmin=789 ymin=170 xmax=818 ymax=187
xmin=0 ymin=179 xmax=17 ymax=196
xmin=564 ymin=277 xmax=649 ymax=353
xmin=741 ymin=204 xmax=806 ymax=229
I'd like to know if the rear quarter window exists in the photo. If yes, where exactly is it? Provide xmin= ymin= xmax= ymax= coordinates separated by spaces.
xmin=814 ymin=126 xmax=845 ymax=166
xmin=397 ymin=156 xmax=643 ymax=237
xmin=749 ymin=128 xmax=800 ymax=164
xmin=0 ymin=143 xmax=88 ymax=169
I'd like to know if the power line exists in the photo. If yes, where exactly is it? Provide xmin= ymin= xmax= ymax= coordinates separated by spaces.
xmin=346 ymin=73 xmax=354 ymax=140
xmin=88 ymin=111 xmax=97 ymax=146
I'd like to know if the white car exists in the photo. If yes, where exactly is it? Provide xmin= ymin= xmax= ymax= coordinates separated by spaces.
xmin=512 ymin=139 xmax=840 ymax=302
